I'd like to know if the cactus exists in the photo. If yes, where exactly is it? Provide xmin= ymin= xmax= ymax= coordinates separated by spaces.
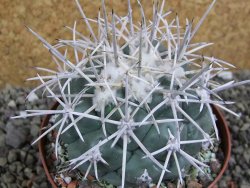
xmin=13 ymin=0 xmax=250 ymax=187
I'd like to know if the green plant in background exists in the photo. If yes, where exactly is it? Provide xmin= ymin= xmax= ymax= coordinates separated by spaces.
xmin=13 ymin=0 xmax=250 ymax=187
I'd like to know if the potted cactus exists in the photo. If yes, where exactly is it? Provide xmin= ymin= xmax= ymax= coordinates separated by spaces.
xmin=13 ymin=0 xmax=250 ymax=187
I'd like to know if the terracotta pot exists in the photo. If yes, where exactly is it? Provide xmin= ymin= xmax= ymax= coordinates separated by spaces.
xmin=208 ymin=105 xmax=231 ymax=188
xmin=38 ymin=103 xmax=231 ymax=188
xmin=38 ymin=102 xmax=59 ymax=188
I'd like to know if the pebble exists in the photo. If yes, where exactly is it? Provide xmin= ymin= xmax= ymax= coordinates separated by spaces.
xmin=0 ymin=147 xmax=8 ymax=158
xmin=243 ymin=149 xmax=250 ymax=163
xmin=0 ymin=183 xmax=7 ymax=188
xmin=12 ymin=119 xmax=23 ymax=127
xmin=231 ymin=125 xmax=239 ymax=134
xmin=240 ymin=123 xmax=250 ymax=131
xmin=25 ymin=153 xmax=35 ymax=166
xmin=32 ymin=182 xmax=41 ymax=188
xmin=241 ymin=185 xmax=250 ymax=188
xmin=16 ymin=96 xmax=25 ymax=105
xmin=2 ymin=172 xmax=15 ymax=183
xmin=16 ymin=162 xmax=25 ymax=174
xmin=5 ymin=124 xmax=29 ymax=148
xmin=27 ymin=92 xmax=39 ymax=102
xmin=30 ymin=124 xmax=40 ymax=138
xmin=21 ymin=180 xmax=28 ymax=187
xmin=24 ymin=167 xmax=33 ymax=179
xmin=218 ymin=180 xmax=228 ymax=188
xmin=0 ymin=129 xmax=5 ymax=147
xmin=35 ymin=166 xmax=44 ymax=175
xmin=40 ymin=182 xmax=49 ymax=188
xmin=8 ymin=164 xmax=16 ymax=173
xmin=7 ymin=100 xmax=16 ymax=108
xmin=0 ymin=157 xmax=7 ymax=166
xmin=19 ymin=150 xmax=27 ymax=162
xmin=7 ymin=150 xmax=17 ymax=163
xmin=234 ymin=145 xmax=244 ymax=154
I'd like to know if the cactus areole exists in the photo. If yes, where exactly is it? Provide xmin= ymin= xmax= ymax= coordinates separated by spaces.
xmin=14 ymin=0 xmax=249 ymax=187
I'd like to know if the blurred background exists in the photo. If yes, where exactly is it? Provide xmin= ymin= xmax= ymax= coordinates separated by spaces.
xmin=0 ymin=0 xmax=250 ymax=88
xmin=0 ymin=1 xmax=250 ymax=188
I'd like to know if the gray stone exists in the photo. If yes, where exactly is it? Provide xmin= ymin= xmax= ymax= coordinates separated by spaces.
xmin=40 ymin=182 xmax=49 ymax=188
xmin=19 ymin=171 xmax=24 ymax=179
xmin=8 ymin=163 xmax=17 ymax=173
xmin=34 ymin=175 xmax=44 ymax=184
xmin=5 ymin=124 xmax=29 ymax=148
xmin=243 ymin=149 xmax=250 ymax=163
xmin=7 ymin=183 xmax=17 ymax=188
xmin=0 ymin=157 xmax=7 ymax=166
xmin=246 ymin=169 xmax=250 ymax=176
xmin=12 ymin=119 xmax=23 ymax=127
xmin=24 ymin=167 xmax=33 ymax=179
xmin=19 ymin=150 xmax=27 ymax=162
xmin=35 ymin=166 xmax=44 ymax=175
xmin=25 ymin=153 xmax=35 ymax=166
xmin=0 ymin=129 xmax=5 ymax=147
xmin=240 ymin=123 xmax=250 ymax=131
xmin=0 ymin=121 xmax=5 ymax=130
xmin=31 ymin=117 xmax=41 ymax=125
xmin=235 ymin=165 xmax=241 ymax=174
xmin=7 ymin=150 xmax=17 ymax=163
xmin=237 ymin=103 xmax=245 ymax=112
xmin=231 ymin=125 xmax=239 ymax=134
xmin=218 ymin=180 xmax=228 ymax=188
xmin=16 ymin=162 xmax=24 ymax=174
xmin=16 ymin=96 xmax=25 ymax=105
xmin=240 ymin=184 xmax=250 ymax=188
xmin=2 ymin=172 xmax=15 ymax=183
xmin=32 ymin=182 xmax=40 ymax=188
xmin=21 ymin=180 xmax=28 ymax=187
xmin=30 ymin=124 xmax=40 ymax=138
xmin=0 ymin=183 xmax=8 ymax=188
xmin=0 ymin=147 xmax=8 ymax=158
xmin=229 ymin=156 xmax=236 ymax=166
xmin=235 ymin=145 xmax=244 ymax=154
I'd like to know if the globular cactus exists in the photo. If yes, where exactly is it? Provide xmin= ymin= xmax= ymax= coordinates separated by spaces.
xmin=13 ymin=0 xmax=250 ymax=187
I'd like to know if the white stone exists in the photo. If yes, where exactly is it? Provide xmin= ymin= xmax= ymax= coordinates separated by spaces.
xmin=27 ymin=92 xmax=39 ymax=102
xmin=63 ymin=176 xmax=72 ymax=184
xmin=8 ymin=100 xmax=16 ymax=108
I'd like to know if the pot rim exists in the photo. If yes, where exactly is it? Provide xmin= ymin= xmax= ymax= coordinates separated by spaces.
xmin=38 ymin=103 xmax=231 ymax=188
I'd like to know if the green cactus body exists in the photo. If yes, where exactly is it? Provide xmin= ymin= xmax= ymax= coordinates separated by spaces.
xmin=57 ymin=77 xmax=214 ymax=186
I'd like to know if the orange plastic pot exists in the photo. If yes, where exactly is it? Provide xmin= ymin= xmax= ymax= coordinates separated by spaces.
xmin=38 ymin=103 xmax=231 ymax=188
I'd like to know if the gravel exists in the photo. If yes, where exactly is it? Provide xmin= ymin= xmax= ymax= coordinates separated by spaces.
xmin=0 ymin=70 xmax=249 ymax=187
xmin=0 ymin=85 xmax=52 ymax=188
